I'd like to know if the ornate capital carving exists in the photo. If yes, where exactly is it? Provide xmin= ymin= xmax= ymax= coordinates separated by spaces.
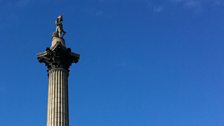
xmin=37 ymin=42 xmax=80 ymax=71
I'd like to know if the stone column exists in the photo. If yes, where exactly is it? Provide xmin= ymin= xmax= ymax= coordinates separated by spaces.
xmin=47 ymin=68 xmax=69 ymax=126
xmin=37 ymin=37 xmax=80 ymax=126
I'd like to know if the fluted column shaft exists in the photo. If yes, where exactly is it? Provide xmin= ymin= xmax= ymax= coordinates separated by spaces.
xmin=47 ymin=68 xmax=69 ymax=126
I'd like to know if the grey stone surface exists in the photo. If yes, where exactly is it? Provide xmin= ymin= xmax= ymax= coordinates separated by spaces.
xmin=47 ymin=68 xmax=69 ymax=126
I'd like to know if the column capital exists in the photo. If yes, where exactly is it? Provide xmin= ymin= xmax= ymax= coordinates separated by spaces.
xmin=37 ymin=40 xmax=80 ymax=71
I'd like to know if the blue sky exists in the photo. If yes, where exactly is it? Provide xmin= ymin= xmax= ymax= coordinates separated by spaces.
xmin=1 ymin=0 xmax=224 ymax=126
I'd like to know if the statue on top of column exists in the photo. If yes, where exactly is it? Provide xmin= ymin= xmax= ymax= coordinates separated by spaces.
xmin=54 ymin=15 xmax=66 ymax=38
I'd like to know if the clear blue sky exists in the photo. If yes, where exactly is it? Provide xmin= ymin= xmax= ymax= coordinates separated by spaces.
xmin=1 ymin=0 xmax=224 ymax=126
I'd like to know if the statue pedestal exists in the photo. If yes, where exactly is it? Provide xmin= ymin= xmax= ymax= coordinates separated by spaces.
xmin=51 ymin=37 xmax=66 ymax=48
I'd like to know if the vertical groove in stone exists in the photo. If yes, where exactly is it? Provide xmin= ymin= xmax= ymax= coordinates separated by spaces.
xmin=49 ymin=71 xmax=51 ymax=126
xmin=48 ymin=71 xmax=51 ymax=126
xmin=63 ymin=69 xmax=67 ymax=126
xmin=50 ymin=71 xmax=53 ymax=126
xmin=51 ymin=70 xmax=55 ymax=126
xmin=52 ymin=71 xmax=54 ymax=126
xmin=52 ymin=71 xmax=57 ymax=126
xmin=55 ymin=70 xmax=57 ymax=126
xmin=48 ymin=71 xmax=50 ymax=126
xmin=62 ymin=71 xmax=65 ymax=126
xmin=58 ymin=70 xmax=60 ymax=126
xmin=59 ymin=70 xmax=61 ymax=126
xmin=64 ymin=71 xmax=66 ymax=126
xmin=60 ymin=70 xmax=62 ymax=126
xmin=51 ymin=70 xmax=53 ymax=126
xmin=57 ymin=70 xmax=59 ymax=126
xmin=56 ymin=70 xmax=58 ymax=126
xmin=65 ymin=73 xmax=69 ymax=126
xmin=47 ymin=71 xmax=53 ymax=126
xmin=66 ymin=71 xmax=68 ymax=126
xmin=47 ymin=72 xmax=50 ymax=126
xmin=60 ymin=71 xmax=64 ymax=126
xmin=47 ymin=75 xmax=49 ymax=126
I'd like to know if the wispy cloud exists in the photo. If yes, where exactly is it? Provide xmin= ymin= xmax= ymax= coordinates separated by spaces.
xmin=170 ymin=0 xmax=224 ymax=9
xmin=143 ymin=0 xmax=224 ymax=13
xmin=94 ymin=0 xmax=224 ymax=16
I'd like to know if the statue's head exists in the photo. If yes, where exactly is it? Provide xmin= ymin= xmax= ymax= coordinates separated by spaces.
xmin=57 ymin=15 xmax=63 ymax=21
